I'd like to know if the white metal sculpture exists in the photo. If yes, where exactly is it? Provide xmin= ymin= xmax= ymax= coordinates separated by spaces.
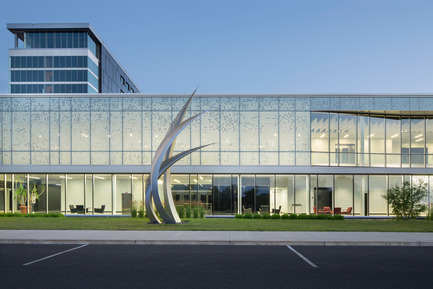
xmin=145 ymin=90 xmax=212 ymax=224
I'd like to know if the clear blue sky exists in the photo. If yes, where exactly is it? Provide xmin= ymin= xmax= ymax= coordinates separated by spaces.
xmin=1 ymin=0 xmax=433 ymax=94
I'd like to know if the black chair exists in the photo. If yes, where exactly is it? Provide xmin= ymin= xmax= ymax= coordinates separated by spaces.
xmin=272 ymin=205 xmax=282 ymax=214
xmin=76 ymin=205 xmax=85 ymax=214
xmin=69 ymin=205 xmax=78 ymax=213
xmin=95 ymin=205 xmax=105 ymax=214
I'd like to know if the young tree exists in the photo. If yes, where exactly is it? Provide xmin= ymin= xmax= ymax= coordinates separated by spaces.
xmin=383 ymin=181 xmax=428 ymax=219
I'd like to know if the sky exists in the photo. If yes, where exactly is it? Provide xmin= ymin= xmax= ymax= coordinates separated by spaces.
xmin=1 ymin=0 xmax=433 ymax=94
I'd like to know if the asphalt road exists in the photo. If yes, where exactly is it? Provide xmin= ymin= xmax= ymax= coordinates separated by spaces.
xmin=0 ymin=244 xmax=432 ymax=289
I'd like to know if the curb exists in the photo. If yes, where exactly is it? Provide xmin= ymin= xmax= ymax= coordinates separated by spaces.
xmin=1 ymin=239 xmax=433 ymax=246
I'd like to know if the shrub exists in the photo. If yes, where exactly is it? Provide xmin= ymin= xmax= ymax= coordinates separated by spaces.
xmin=334 ymin=215 xmax=344 ymax=220
xmin=235 ymin=214 xmax=244 ymax=219
xmin=131 ymin=207 xmax=137 ymax=218
xmin=193 ymin=208 xmax=199 ymax=219
xmin=177 ymin=206 xmax=185 ymax=218
xmin=289 ymin=214 xmax=298 ymax=219
xmin=138 ymin=207 xmax=145 ymax=218
xmin=199 ymin=207 xmax=205 ymax=218
xmin=271 ymin=214 xmax=280 ymax=219
xmin=281 ymin=214 xmax=289 ymax=219
xmin=244 ymin=213 xmax=253 ymax=219
xmin=298 ymin=213 xmax=309 ymax=219
xmin=186 ymin=206 xmax=192 ymax=218
xmin=382 ymin=181 xmax=428 ymax=219
xmin=253 ymin=213 xmax=262 ymax=219
xmin=262 ymin=214 xmax=272 ymax=219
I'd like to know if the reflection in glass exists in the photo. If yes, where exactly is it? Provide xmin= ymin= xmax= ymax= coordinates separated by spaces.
xmin=241 ymin=176 xmax=255 ymax=214
xmin=256 ymin=175 xmax=272 ymax=214
xmin=213 ymin=175 xmax=235 ymax=214
xmin=47 ymin=174 xmax=63 ymax=213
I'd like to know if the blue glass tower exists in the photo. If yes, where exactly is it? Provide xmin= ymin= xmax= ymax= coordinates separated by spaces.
xmin=7 ymin=23 xmax=140 ymax=94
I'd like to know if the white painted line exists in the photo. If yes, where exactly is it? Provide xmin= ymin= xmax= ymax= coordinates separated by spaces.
xmin=23 ymin=244 xmax=88 ymax=266
xmin=287 ymin=245 xmax=318 ymax=268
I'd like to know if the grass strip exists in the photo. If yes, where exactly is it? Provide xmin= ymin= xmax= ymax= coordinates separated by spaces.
xmin=0 ymin=217 xmax=432 ymax=232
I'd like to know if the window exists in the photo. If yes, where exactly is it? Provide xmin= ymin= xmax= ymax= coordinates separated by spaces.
xmin=120 ymin=76 xmax=125 ymax=85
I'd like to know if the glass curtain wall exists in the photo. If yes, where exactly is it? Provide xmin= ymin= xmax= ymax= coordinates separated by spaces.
xmin=94 ymin=174 xmax=112 ymax=215
xmin=1 ymin=173 xmax=432 ymax=216
xmin=354 ymin=175 xmax=367 ymax=216
xmin=29 ymin=174 xmax=46 ymax=213
xmin=312 ymin=112 xmax=433 ymax=168
xmin=66 ymin=174 xmax=84 ymax=214
xmin=0 ymin=175 xmax=4 ymax=212
xmin=275 ymin=175 xmax=294 ymax=214
xmin=116 ymin=175 xmax=131 ymax=215
xmin=47 ymin=174 xmax=63 ymax=213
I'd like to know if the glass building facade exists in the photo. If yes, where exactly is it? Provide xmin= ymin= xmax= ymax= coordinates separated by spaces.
xmin=7 ymin=23 xmax=140 ymax=94
xmin=0 ymin=94 xmax=432 ymax=216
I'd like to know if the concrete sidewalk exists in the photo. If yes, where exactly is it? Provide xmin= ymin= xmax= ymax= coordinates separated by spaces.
xmin=1 ymin=230 xmax=433 ymax=246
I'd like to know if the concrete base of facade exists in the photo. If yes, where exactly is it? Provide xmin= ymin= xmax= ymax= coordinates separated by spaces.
xmin=1 ymin=230 xmax=432 ymax=246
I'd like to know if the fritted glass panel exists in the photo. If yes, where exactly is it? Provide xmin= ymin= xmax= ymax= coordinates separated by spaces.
xmin=31 ymin=112 xmax=49 ymax=151
xmin=240 ymin=112 xmax=258 ymax=151
xmin=71 ymin=112 xmax=90 ymax=151
xmin=279 ymin=111 xmax=295 ymax=152
xmin=260 ymin=112 xmax=278 ymax=151
xmin=123 ymin=112 xmax=142 ymax=151
xmin=220 ymin=112 xmax=239 ymax=151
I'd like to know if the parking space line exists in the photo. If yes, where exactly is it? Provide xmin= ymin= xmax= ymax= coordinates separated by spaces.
xmin=23 ymin=244 xmax=88 ymax=266
xmin=286 ymin=245 xmax=318 ymax=268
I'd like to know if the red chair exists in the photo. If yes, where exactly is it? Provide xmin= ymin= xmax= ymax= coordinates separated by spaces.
xmin=323 ymin=207 xmax=332 ymax=214
xmin=341 ymin=207 xmax=352 ymax=214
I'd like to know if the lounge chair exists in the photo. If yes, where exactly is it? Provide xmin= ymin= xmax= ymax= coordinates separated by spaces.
xmin=69 ymin=205 xmax=77 ymax=213
xmin=95 ymin=205 xmax=105 ymax=214
xmin=341 ymin=207 xmax=352 ymax=215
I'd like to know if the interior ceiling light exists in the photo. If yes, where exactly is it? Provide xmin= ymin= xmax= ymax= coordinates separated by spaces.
xmin=391 ymin=134 xmax=399 ymax=138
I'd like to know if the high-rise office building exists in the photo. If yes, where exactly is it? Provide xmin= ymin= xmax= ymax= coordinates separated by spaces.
xmin=7 ymin=23 xmax=140 ymax=94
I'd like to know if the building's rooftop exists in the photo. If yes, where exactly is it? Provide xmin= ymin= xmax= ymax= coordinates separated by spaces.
xmin=7 ymin=23 xmax=102 ymax=44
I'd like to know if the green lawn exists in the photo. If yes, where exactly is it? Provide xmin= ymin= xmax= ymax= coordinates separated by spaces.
xmin=0 ymin=217 xmax=432 ymax=232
